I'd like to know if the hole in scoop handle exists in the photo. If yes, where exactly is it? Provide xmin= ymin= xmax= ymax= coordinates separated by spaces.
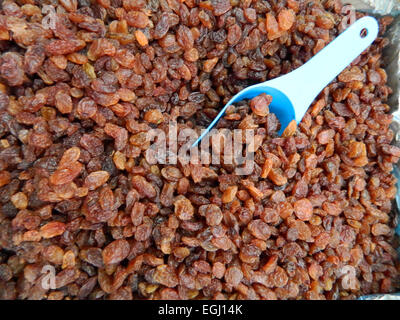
xmin=275 ymin=16 xmax=379 ymax=123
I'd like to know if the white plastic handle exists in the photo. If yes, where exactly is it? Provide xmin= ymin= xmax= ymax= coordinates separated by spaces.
xmin=267 ymin=16 xmax=379 ymax=123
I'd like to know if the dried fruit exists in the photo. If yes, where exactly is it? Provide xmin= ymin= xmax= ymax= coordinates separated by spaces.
xmin=0 ymin=0 xmax=396 ymax=302
xmin=102 ymin=239 xmax=130 ymax=265
xmin=250 ymin=93 xmax=272 ymax=117
xmin=278 ymin=9 xmax=295 ymax=31
xmin=174 ymin=197 xmax=194 ymax=221
xmin=135 ymin=30 xmax=148 ymax=47
xmin=221 ymin=186 xmax=238 ymax=203
xmin=40 ymin=222 xmax=66 ymax=239
xmin=84 ymin=171 xmax=110 ymax=190
xmin=225 ymin=266 xmax=243 ymax=287
xmin=294 ymin=199 xmax=313 ymax=221
xmin=11 ymin=192 xmax=28 ymax=209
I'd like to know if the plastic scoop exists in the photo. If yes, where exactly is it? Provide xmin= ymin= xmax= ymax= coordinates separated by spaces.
xmin=192 ymin=16 xmax=379 ymax=147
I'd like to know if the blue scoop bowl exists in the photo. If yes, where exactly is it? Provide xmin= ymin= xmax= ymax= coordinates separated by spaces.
xmin=192 ymin=16 xmax=379 ymax=147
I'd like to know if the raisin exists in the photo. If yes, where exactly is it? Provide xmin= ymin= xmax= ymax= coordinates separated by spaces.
xmin=204 ymin=204 xmax=223 ymax=226
xmin=126 ymin=11 xmax=150 ymax=28
xmin=135 ymin=30 xmax=148 ymax=47
xmin=102 ymin=239 xmax=130 ymax=265
xmin=225 ymin=266 xmax=243 ymax=287
xmin=250 ymin=93 xmax=272 ymax=117
xmin=40 ymin=222 xmax=66 ymax=239
xmin=154 ymin=13 xmax=170 ymax=40
xmin=266 ymin=13 xmax=280 ymax=40
xmin=45 ymin=39 xmax=86 ymax=55
xmin=227 ymin=24 xmax=241 ymax=45
xmin=174 ymin=196 xmax=194 ymax=221
xmin=84 ymin=171 xmax=110 ymax=190
xmin=211 ymin=0 xmax=231 ymax=16
xmin=221 ymin=186 xmax=238 ymax=203
xmin=24 ymin=45 xmax=45 ymax=75
xmin=277 ymin=9 xmax=295 ymax=31
xmin=104 ymin=123 xmax=128 ymax=151
xmin=0 ymin=0 xmax=396 ymax=302
xmin=55 ymin=91 xmax=73 ymax=114
xmin=131 ymin=175 xmax=156 ymax=199
xmin=50 ymin=163 xmax=83 ymax=185
xmin=153 ymin=265 xmax=179 ymax=288
xmin=294 ymin=199 xmax=313 ymax=221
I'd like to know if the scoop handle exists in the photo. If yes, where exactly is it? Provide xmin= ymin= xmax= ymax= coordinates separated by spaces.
xmin=269 ymin=16 xmax=379 ymax=123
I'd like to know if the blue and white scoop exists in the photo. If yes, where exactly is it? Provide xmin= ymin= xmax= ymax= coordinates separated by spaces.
xmin=192 ymin=16 xmax=379 ymax=147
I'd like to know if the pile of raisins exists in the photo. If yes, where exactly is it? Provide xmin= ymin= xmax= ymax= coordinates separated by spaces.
xmin=0 ymin=0 xmax=398 ymax=300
